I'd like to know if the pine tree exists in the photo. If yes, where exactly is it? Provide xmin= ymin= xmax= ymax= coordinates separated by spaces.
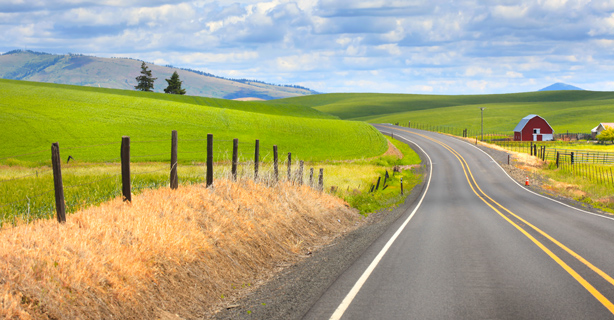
xmin=164 ymin=71 xmax=186 ymax=95
xmin=134 ymin=62 xmax=156 ymax=92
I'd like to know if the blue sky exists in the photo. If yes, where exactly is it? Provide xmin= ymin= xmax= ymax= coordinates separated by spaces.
xmin=1 ymin=0 xmax=614 ymax=94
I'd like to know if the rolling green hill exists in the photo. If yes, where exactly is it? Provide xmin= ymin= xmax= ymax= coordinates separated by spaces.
xmin=270 ymin=91 xmax=614 ymax=133
xmin=0 ymin=79 xmax=386 ymax=164
xmin=0 ymin=50 xmax=317 ymax=100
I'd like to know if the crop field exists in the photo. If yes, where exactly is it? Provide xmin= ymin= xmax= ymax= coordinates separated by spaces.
xmin=270 ymin=91 xmax=614 ymax=134
xmin=0 ymin=79 xmax=383 ymax=165
xmin=1 ymin=79 xmax=434 ymax=223
xmin=0 ymin=135 xmax=422 ymax=222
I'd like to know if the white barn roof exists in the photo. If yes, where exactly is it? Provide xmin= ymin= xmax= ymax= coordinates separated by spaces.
xmin=513 ymin=114 xmax=554 ymax=133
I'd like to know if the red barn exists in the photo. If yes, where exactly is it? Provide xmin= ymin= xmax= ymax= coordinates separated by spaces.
xmin=513 ymin=114 xmax=554 ymax=141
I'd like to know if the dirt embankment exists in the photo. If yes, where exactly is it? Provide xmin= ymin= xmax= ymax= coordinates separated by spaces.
xmin=0 ymin=179 xmax=363 ymax=319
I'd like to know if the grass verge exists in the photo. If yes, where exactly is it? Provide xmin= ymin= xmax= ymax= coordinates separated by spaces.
xmin=481 ymin=140 xmax=614 ymax=215
xmin=0 ymin=179 xmax=363 ymax=319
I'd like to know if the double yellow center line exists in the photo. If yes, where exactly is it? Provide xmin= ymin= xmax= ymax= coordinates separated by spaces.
xmin=384 ymin=125 xmax=614 ymax=314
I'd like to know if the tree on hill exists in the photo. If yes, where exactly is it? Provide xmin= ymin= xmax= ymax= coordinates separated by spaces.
xmin=134 ymin=62 xmax=156 ymax=92
xmin=597 ymin=126 xmax=614 ymax=144
xmin=164 ymin=71 xmax=186 ymax=95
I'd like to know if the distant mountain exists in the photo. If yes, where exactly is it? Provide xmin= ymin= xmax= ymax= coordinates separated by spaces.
xmin=0 ymin=50 xmax=317 ymax=100
xmin=538 ymin=82 xmax=584 ymax=91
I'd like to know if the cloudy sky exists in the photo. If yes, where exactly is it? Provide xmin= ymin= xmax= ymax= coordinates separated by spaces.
xmin=1 ymin=0 xmax=614 ymax=94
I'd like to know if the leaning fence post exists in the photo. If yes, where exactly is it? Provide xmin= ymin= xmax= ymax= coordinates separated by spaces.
xmin=298 ymin=160 xmax=304 ymax=185
xmin=287 ymin=152 xmax=292 ymax=182
xmin=254 ymin=139 xmax=260 ymax=180
xmin=318 ymin=168 xmax=324 ymax=191
xmin=51 ymin=142 xmax=66 ymax=223
xmin=170 ymin=130 xmax=178 ymax=189
xmin=121 ymin=136 xmax=132 ymax=202
xmin=232 ymin=138 xmax=238 ymax=181
xmin=206 ymin=134 xmax=213 ymax=187
xmin=273 ymin=145 xmax=279 ymax=182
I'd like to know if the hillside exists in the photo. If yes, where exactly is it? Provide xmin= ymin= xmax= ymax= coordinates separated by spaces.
xmin=270 ymin=91 xmax=614 ymax=133
xmin=0 ymin=50 xmax=317 ymax=100
xmin=0 ymin=79 xmax=386 ymax=163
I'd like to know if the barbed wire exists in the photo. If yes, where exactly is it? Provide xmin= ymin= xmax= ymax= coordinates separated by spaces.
xmin=131 ymin=139 xmax=170 ymax=143
xmin=0 ymin=169 xmax=54 ymax=184
xmin=132 ymin=167 xmax=169 ymax=176
xmin=0 ymin=148 xmax=49 ymax=160
xmin=0 ymin=188 xmax=55 ymax=211
xmin=131 ymin=153 xmax=169 ymax=159
xmin=63 ymin=174 xmax=120 ymax=189
xmin=62 ymin=141 xmax=121 ymax=150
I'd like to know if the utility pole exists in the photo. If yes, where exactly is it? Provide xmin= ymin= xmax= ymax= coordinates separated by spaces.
xmin=480 ymin=107 xmax=486 ymax=141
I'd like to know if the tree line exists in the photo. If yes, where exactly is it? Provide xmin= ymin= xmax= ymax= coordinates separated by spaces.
xmin=135 ymin=62 xmax=186 ymax=95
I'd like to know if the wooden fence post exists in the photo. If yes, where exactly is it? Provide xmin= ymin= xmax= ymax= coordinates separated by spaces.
xmin=408 ymin=121 xmax=411 ymax=128
xmin=530 ymin=142 xmax=533 ymax=156
xmin=206 ymin=134 xmax=213 ymax=187
xmin=298 ymin=160 xmax=304 ymax=185
xmin=556 ymin=152 xmax=560 ymax=168
xmin=309 ymin=168 xmax=314 ymax=186
xmin=287 ymin=152 xmax=292 ymax=182
xmin=400 ymin=177 xmax=404 ymax=195
xmin=571 ymin=152 xmax=575 ymax=165
xmin=232 ymin=139 xmax=238 ymax=181
xmin=121 ymin=136 xmax=132 ymax=202
xmin=51 ymin=142 xmax=66 ymax=223
xmin=318 ymin=168 xmax=324 ymax=191
xmin=273 ymin=145 xmax=279 ymax=182
xmin=375 ymin=176 xmax=381 ymax=190
xmin=254 ymin=139 xmax=260 ymax=180
xmin=170 ymin=130 xmax=178 ymax=190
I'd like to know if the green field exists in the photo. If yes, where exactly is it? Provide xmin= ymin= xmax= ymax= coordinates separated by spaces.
xmin=0 ymin=79 xmax=395 ymax=222
xmin=269 ymin=91 xmax=614 ymax=134
xmin=0 ymin=79 xmax=384 ymax=165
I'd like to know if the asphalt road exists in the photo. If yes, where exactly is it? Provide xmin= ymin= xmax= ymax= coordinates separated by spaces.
xmin=303 ymin=125 xmax=614 ymax=320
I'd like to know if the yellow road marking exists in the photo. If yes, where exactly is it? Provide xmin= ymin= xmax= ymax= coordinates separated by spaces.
xmin=380 ymin=125 xmax=614 ymax=314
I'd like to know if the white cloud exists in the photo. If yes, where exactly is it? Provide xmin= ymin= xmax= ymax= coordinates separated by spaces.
xmin=1 ymin=0 xmax=614 ymax=94
xmin=506 ymin=71 xmax=523 ymax=78
xmin=465 ymin=66 xmax=492 ymax=77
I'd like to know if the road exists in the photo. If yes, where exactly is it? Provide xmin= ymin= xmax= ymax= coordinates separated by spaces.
xmin=303 ymin=125 xmax=614 ymax=319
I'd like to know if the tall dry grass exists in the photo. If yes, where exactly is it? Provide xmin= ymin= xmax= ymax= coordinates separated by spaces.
xmin=0 ymin=178 xmax=362 ymax=319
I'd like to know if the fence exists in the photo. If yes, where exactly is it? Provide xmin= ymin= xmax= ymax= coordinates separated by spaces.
xmin=0 ymin=131 xmax=326 ymax=225
xmin=393 ymin=122 xmax=614 ymax=187
xmin=399 ymin=121 xmax=593 ymax=143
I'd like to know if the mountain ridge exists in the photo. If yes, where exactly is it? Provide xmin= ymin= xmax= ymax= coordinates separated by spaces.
xmin=0 ymin=50 xmax=317 ymax=100
xmin=538 ymin=82 xmax=584 ymax=91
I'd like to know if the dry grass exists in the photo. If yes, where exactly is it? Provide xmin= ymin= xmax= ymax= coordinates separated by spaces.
xmin=0 ymin=178 xmax=363 ymax=319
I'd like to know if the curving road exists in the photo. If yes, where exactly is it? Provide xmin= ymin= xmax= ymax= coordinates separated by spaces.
xmin=304 ymin=125 xmax=614 ymax=319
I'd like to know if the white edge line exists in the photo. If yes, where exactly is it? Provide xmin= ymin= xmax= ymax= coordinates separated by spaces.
xmin=458 ymin=135 xmax=614 ymax=222
xmin=329 ymin=135 xmax=433 ymax=320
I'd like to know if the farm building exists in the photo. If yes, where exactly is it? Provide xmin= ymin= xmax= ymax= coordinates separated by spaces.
xmin=513 ymin=114 xmax=554 ymax=141
xmin=591 ymin=123 xmax=614 ymax=139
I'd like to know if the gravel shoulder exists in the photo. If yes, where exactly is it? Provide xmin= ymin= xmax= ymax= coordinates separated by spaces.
xmin=210 ymin=150 xmax=430 ymax=320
